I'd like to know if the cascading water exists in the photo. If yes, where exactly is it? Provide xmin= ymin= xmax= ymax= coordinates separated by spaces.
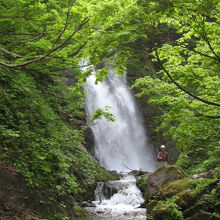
xmin=85 ymin=66 xmax=157 ymax=172
xmin=84 ymin=65 xmax=157 ymax=219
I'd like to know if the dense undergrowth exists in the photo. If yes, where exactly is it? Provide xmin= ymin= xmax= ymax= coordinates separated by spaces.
xmin=0 ymin=66 xmax=118 ymax=201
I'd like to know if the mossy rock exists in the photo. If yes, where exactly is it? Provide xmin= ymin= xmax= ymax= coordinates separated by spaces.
xmin=146 ymin=200 xmax=159 ymax=214
xmin=216 ymin=183 xmax=220 ymax=198
xmin=137 ymin=173 xmax=150 ymax=195
xmin=185 ymin=211 xmax=220 ymax=220
xmin=146 ymin=165 xmax=185 ymax=200
xmin=151 ymin=201 xmax=183 ymax=220
xmin=175 ymin=190 xmax=197 ymax=209
xmin=158 ymin=179 xmax=190 ymax=200
xmin=183 ymin=194 xmax=215 ymax=218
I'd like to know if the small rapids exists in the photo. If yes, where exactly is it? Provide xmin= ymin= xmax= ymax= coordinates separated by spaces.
xmin=85 ymin=173 xmax=146 ymax=220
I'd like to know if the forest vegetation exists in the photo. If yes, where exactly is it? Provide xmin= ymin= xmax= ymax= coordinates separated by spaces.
xmin=0 ymin=0 xmax=219 ymax=219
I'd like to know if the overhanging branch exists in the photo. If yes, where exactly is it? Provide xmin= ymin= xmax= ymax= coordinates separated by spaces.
xmin=0 ymin=47 xmax=23 ymax=58
xmin=191 ymin=108 xmax=220 ymax=119
xmin=155 ymin=49 xmax=220 ymax=108
xmin=0 ymin=18 xmax=89 ymax=69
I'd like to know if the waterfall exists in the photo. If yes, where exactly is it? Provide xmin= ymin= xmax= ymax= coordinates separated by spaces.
xmin=85 ymin=65 xmax=157 ymax=172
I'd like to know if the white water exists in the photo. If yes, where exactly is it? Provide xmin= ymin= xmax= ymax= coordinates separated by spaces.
xmin=86 ymin=174 xmax=146 ymax=219
xmin=85 ymin=65 xmax=157 ymax=172
xmin=84 ymin=64 xmax=157 ymax=219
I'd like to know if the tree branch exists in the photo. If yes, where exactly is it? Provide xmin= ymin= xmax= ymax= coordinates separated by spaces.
xmin=68 ymin=42 xmax=87 ymax=57
xmin=179 ymin=43 xmax=220 ymax=62
xmin=201 ymin=17 xmax=220 ymax=62
xmin=0 ymin=32 xmax=48 ymax=36
xmin=0 ymin=18 xmax=89 ymax=69
xmin=21 ymin=32 xmax=48 ymax=43
xmin=0 ymin=47 xmax=23 ymax=58
xmin=155 ymin=49 xmax=220 ymax=108
xmin=191 ymin=108 xmax=220 ymax=119
xmin=51 ymin=1 xmax=74 ymax=47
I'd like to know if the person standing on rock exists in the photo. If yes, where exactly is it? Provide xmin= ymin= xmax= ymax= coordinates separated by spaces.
xmin=157 ymin=145 xmax=170 ymax=168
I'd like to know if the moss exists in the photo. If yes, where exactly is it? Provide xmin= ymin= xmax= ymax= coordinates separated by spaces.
xmin=158 ymin=179 xmax=190 ymax=199
xmin=137 ymin=174 xmax=149 ymax=195
xmin=147 ymin=200 xmax=159 ymax=213
xmin=94 ymin=166 xmax=119 ymax=182
xmin=152 ymin=199 xmax=183 ymax=220
xmin=185 ymin=212 xmax=220 ymax=220
xmin=190 ymin=178 xmax=219 ymax=197
xmin=176 ymin=190 xmax=197 ymax=209
xmin=145 ymin=166 xmax=185 ymax=200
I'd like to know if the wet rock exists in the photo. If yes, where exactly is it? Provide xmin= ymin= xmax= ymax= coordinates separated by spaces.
xmin=84 ymin=127 xmax=96 ymax=157
xmin=129 ymin=170 xmax=149 ymax=177
xmin=145 ymin=166 xmax=185 ymax=200
xmin=136 ymin=173 xmax=150 ymax=196
xmin=80 ymin=201 xmax=96 ymax=207
xmin=158 ymin=179 xmax=190 ymax=199
xmin=183 ymin=194 xmax=212 ymax=218
xmin=185 ymin=211 xmax=220 ymax=220
xmin=101 ymin=182 xmax=118 ymax=199
xmin=192 ymin=169 xmax=217 ymax=180
xmin=176 ymin=190 xmax=197 ymax=209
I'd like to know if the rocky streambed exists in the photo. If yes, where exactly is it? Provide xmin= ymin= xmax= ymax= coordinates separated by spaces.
xmin=80 ymin=166 xmax=220 ymax=220
xmin=83 ymin=172 xmax=146 ymax=220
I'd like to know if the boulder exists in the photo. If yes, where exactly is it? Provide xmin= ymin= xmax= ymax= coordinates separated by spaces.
xmin=158 ymin=179 xmax=190 ymax=199
xmin=145 ymin=166 xmax=185 ymax=200
xmin=185 ymin=212 xmax=220 ymax=220
xmin=192 ymin=169 xmax=217 ymax=180
xmin=176 ymin=190 xmax=197 ymax=209
xmin=183 ymin=194 xmax=212 ymax=218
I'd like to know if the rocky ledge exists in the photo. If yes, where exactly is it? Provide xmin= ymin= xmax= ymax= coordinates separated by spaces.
xmin=136 ymin=165 xmax=220 ymax=220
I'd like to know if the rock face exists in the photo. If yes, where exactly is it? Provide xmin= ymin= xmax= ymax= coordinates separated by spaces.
xmin=138 ymin=166 xmax=220 ymax=220
xmin=126 ymin=40 xmax=180 ymax=164
xmin=145 ymin=166 xmax=185 ymax=200
xmin=185 ymin=212 xmax=220 ymax=220
xmin=176 ymin=190 xmax=197 ymax=209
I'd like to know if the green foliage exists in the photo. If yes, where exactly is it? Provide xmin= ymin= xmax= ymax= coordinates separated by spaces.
xmin=89 ymin=106 xmax=116 ymax=125
xmin=136 ymin=174 xmax=149 ymax=196
xmin=190 ymin=178 xmax=218 ymax=196
xmin=131 ymin=0 xmax=220 ymax=173
xmin=152 ymin=196 xmax=183 ymax=220
xmin=0 ymin=0 xmax=132 ymax=202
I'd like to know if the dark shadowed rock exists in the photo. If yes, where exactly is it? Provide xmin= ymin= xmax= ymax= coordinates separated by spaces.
xmin=185 ymin=212 xmax=220 ymax=220
xmin=176 ymin=190 xmax=197 ymax=209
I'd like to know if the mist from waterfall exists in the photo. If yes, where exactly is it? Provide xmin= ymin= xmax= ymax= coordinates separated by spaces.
xmin=85 ymin=65 xmax=157 ymax=172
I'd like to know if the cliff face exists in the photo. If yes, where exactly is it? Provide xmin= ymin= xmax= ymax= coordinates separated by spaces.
xmin=126 ymin=38 xmax=180 ymax=164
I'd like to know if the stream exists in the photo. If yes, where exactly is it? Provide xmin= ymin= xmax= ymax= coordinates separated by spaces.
xmin=85 ymin=173 xmax=146 ymax=219
xmin=83 ymin=64 xmax=157 ymax=219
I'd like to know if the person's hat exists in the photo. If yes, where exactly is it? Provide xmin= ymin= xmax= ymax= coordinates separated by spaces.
xmin=161 ymin=145 xmax=165 ymax=148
